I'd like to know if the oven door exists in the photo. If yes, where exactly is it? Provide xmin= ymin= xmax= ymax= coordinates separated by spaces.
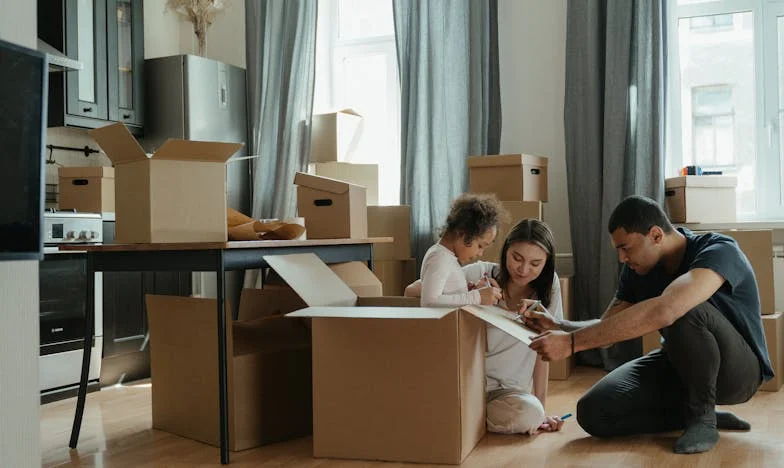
xmin=39 ymin=248 xmax=90 ymax=355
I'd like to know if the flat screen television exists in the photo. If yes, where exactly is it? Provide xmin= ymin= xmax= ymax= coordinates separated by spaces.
xmin=0 ymin=39 xmax=47 ymax=261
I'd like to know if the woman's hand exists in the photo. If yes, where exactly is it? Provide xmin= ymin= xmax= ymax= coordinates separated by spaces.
xmin=478 ymin=286 xmax=503 ymax=305
xmin=520 ymin=299 xmax=559 ymax=332
xmin=537 ymin=415 xmax=565 ymax=432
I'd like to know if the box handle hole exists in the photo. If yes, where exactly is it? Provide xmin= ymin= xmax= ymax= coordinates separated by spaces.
xmin=72 ymin=179 xmax=89 ymax=186
xmin=530 ymin=168 xmax=540 ymax=175
xmin=665 ymin=190 xmax=675 ymax=197
xmin=314 ymin=199 xmax=333 ymax=207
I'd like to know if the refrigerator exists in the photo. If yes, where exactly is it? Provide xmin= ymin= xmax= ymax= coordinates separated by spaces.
xmin=143 ymin=54 xmax=249 ymax=315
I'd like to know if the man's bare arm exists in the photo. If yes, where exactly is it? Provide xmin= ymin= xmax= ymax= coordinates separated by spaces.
xmin=572 ymin=268 xmax=725 ymax=352
xmin=557 ymin=297 xmax=632 ymax=332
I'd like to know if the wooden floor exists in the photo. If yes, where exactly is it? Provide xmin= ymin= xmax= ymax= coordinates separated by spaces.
xmin=41 ymin=367 xmax=784 ymax=467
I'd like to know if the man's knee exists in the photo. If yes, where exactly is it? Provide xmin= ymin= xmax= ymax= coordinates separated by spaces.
xmin=577 ymin=390 xmax=616 ymax=438
xmin=665 ymin=303 xmax=713 ymax=339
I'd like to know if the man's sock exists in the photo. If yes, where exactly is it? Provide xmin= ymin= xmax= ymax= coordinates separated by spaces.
xmin=674 ymin=421 xmax=719 ymax=454
xmin=716 ymin=411 xmax=751 ymax=430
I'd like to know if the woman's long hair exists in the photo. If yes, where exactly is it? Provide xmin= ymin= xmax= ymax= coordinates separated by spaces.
xmin=496 ymin=218 xmax=556 ymax=308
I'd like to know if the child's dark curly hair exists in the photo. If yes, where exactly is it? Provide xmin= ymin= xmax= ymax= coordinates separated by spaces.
xmin=441 ymin=193 xmax=508 ymax=245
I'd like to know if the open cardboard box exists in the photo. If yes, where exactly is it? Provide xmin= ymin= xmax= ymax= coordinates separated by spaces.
xmin=267 ymin=254 xmax=538 ymax=465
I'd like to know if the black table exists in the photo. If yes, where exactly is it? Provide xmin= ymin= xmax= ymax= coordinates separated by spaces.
xmin=61 ymin=237 xmax=389 ymax=464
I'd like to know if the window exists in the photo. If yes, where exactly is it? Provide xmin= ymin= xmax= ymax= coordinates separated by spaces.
xmin=666 ymin=0 xmax=784 ymax=219
xmin=314 ymin=0 xmax=401 ymax=205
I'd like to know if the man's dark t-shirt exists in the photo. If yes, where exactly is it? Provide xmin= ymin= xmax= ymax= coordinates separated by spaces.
xmin=616 ymin=228 xmax=773 ymax=381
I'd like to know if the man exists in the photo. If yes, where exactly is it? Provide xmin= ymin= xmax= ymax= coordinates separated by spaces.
xmin=527 ymin=195 xmax=772 ymax=454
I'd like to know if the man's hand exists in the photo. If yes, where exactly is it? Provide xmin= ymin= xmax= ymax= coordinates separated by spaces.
xmin=529 ymin=330 xmax=572 ymax=361
xmin=520 ymin=300 xmax=560 ymax=332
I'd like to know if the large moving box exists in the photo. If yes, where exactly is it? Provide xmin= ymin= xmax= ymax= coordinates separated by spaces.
xmin=272 ymin=253 xmax=537 ymax=464
xmin=664 ymin=176 xmax=737 ymax=223
xmin=294 ymin=172 xmax=367 ymax=239
xmin=367 ymin=205 xmax=411 ymax=260
xmin=146 ymin=293 xmax=312 ymax=450
xmin=58 ymin=166 xmax=115 ymax=213
xmin=550 ymin=275 xmax=574 ymax=380
xmin=468 ymin=154 xmax=548 ymax=201
xmin=373 ymin=258 xmax=417 ymax=296
xmin=90 ymin=123 xmax=242 ymax=243
xmin=480 ymin=201 xmax=543 ymax=262
xmin=717 ymin=230 xmax=776 ymax=315
xmin=310 ymin=162 xmax=379 ymax=205
xmin=761 ymin=312 xmax=783 ymax=392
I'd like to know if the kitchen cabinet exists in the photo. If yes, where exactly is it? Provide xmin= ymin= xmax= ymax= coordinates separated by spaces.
xmin=38 ymin=0 xmax=144 ymax=134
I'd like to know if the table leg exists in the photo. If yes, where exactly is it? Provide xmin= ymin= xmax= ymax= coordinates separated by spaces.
xmin=216 ymin=252 xmax=230 ymax=464
xmin=69 ymin=254 xmax=95 ymax=448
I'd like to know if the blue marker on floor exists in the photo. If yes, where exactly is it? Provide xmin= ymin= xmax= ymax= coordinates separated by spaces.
xmin=561 ymin=412 xmax=572 ymax=420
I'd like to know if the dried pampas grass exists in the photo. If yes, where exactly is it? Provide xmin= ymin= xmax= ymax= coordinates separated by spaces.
xmin=166 ymin=0 xmax=232 ymax=56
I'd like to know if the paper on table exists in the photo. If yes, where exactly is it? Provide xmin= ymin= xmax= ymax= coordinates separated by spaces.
xmin=461 ymin=304 xmax=540 ymax=345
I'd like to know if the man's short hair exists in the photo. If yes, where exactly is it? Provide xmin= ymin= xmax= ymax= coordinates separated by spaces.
xmin=607 ymin=195 xmax=674 ymax=235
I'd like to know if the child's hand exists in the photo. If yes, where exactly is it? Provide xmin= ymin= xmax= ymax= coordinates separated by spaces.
xmin=479 ymin=286 xmax=502 ymax=305
xmin=537 ymin=415 xmax=565 ymax=432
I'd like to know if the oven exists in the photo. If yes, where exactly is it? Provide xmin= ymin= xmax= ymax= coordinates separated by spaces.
xmin=39 ymin=211 xmax=103 ymax=402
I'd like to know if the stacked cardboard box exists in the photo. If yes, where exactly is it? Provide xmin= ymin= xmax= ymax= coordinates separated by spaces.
xmin=761 ymin=312 xmax=783 ymax=392
xmin=367 ymin=205 xmax=416 ymax=295
xmin=294 ymin=172 xmax=368 ymax=239
xmin=480 ymin=200 xmax=543 ymax=262
xmin=664 ymin=176 xmax=737 ymax=223
xmin=309 ymin=162 xmax=379 ymax=206
xmin=146 ymin=290 xmax=312 ymax=451
xmin=550 ymin=275 xmax=574 ymax=380
xmin=58 ymin=166 xmax=115 ymax=213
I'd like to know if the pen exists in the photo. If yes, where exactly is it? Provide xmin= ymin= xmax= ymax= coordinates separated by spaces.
xmin=560 ymin=412 xmax=572 ymax=420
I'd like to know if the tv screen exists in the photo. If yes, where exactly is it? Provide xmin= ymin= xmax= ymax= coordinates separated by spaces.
xmin=0 ymin=39 xmax=47 ymax=260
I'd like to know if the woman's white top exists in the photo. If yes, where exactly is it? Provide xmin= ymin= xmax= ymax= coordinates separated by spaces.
xmin=419 ymin=243 xmax=481 ymax=306
xmin=462 ymin=261 xmax=563 ymax=394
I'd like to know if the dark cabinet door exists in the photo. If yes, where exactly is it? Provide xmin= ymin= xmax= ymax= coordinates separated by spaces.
xmin=106 ymin=0 xmax=144 ymax=128
xmin=65 ymin=0 xmax=108 ymax=121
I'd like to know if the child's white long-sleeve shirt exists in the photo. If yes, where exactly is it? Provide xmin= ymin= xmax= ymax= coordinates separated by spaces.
xmin=420 ymin=243 xmax=481 ymax=306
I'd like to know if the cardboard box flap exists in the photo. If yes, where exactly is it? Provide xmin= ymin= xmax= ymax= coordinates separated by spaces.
xmin=287 ymin=306 xmax=454 ymax=319
xmin=153 ymin=139 xmax=243 ymax=163
xmin=294 ymin=171 xmax=363 ymax=194
xmin=264 ymin=253 xmax=357 ymax=306
xmin=328 ymin=262 xmax=383 ymax=297
xmin=58 ymin=166 xmax=115 ymax=179
xmin=467 ymin=154 xmax=548 ymax=168
xmin=461 ymin=305 xmax=539 ymax=345
xmin=89 ymin=122 xmax=148 ymax=165
xmin=665 ymin=175 xmax=738 ymax=189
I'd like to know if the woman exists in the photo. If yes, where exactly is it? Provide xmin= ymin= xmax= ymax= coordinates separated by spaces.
xmin=405 ymin=218 xmax=566 ymax=434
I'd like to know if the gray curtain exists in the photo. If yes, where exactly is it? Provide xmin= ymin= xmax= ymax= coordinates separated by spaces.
xmin=245 ymin=0 xmax=317 ymax=221
xmin=244 ymin=0 xmax=317 ymax=287
xmin=564 ymin=1 xmax=666 ymax=369
xmin=393 ymin=0 xmax=501 ymax=268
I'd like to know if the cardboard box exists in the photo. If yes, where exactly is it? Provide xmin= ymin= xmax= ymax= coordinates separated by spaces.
xmin=146 ymin=293 xmax=312 ymax=450
xmin=310 ymin=109 xmax=362 ymax=163
xmin=90 ymin=123 xmax=242 ymax=243
xmin=717 ymin=230 xmax=775 ymax=315
xmin=310 ymin=162 xmax=379 ymax=205
xmin=761 ymin=312 xmax=783 ymax=392
xmin=664 ymin=176 xmax=737 ymax=223
xmin=373 ymin=259 xmax=417 ymax=296
xmin=58 ymin=166 xmax=115 ymax=213
xmin=328 ymin=261 xmax=384 ymax=297
xmin=642 ymin=331 xmax=662 ymax=354
xmin=480 ymin=201 xmax=543 ymax=262
xmin=367 ymin=205 xmax=412 ymax=260
xmin=550 ymin=275 xmax=574 ymax=380
xmin=294 ymin=172 xmax=367 ymax=239
xmin=236 ymin=287 xmax=307 ymax=322
xmin=269 ymin=253 xmax=538 ymax=464
xmin=468 ymin=154 xmax=548 ymax=201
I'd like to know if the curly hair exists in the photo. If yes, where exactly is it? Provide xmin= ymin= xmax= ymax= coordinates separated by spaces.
xmin=440 ymin=193 xmax=508 ymax=245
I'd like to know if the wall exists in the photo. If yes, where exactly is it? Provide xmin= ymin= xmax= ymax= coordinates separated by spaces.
xmin=0 ymin=1 xmax=43 ymax=466
xmin=498 ymin=0 xmax=571 ymax=262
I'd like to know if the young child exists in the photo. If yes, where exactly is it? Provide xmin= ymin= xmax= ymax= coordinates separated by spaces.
xmin=420 ymin=193 xmax=507 ymax=307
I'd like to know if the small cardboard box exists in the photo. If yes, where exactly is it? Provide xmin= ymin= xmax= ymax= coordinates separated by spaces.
xmin=642 ymin=331 xmax=662 ymax=354
xmin=368 ymin=205 xmax=412 ymax=260
xmin=664 ymin=176 xmax=737 ymax=223
xmin=294 ymin=172 xmax=367 ymax=239
xmin=310 ymin=109 xmax=362 ymax=163
xmin=58 ymin=166 xmax=115 ymax=213
xmin=90 ymin=123 xmax=242 ymax=243
xmin=761 ymin=312 xmax=783 ymax=392
xmin=468 ymin=154 xmax=548 ymax=201
xmin=373 ymin=258 xmax=417 ymax=296
xmin=717 ymin=230 xmax=775 ymax=315
xmin=550 ymin=275 xmax=574 ymax=380
xmin=146 ymin=293 xmax=312 ymax=451
xmin=310 ymin=162 xmax=379 ymax=205
xmin=271 ymin=253 xmax=538 ymax=464
xmin=480 ymin=201 xmax=543 ymax=262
